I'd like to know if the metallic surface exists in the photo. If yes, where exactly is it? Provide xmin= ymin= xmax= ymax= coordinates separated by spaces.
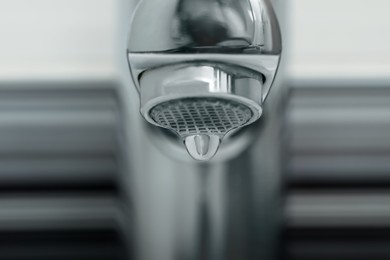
xmin=127 ymin=0 xmax=281 ymax=100
xmin=121 ymin=0 xmax=285 ymax=258
xmin=140 ymin=65 xmax=263 ymax=129
xmin=127 ymin=0 xmax=282 ymax=160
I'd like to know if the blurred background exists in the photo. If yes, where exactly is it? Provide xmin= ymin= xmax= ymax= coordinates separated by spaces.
xmin=0 ymin=0 xmax=390 ymax=259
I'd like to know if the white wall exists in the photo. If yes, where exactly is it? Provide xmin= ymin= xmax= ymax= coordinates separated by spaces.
xmin=0 ymin=0 xmax=118 ymax=82
xmin=288 ymin=0 xmax=390 ymax=80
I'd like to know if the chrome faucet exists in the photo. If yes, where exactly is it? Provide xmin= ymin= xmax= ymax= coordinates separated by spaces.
xmin=127 ymin=0 xmax=282 ymax=161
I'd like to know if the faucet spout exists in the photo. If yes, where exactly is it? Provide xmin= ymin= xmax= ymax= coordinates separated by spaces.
xmin=127 ymin=0 xmax=282 ymax=160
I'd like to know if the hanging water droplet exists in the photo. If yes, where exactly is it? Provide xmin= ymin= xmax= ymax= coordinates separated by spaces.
xmin=184 ymin=134 xmax=221 ymax=161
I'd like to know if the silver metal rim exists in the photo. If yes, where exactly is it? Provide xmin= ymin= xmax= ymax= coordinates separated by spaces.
xmin=138 ymin=64 xmax=263 ymax=131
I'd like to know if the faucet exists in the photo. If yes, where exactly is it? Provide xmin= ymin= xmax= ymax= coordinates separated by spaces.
xmin=127 ymin=0 xmax=281 ymax=161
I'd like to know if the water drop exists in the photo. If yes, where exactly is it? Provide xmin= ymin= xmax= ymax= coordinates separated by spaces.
xmin=184 ymin=134 xmax=221 ymax=161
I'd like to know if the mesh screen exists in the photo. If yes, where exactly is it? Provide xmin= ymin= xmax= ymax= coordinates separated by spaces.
xmin=150 ymin=98 xmax=253 ymax=137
